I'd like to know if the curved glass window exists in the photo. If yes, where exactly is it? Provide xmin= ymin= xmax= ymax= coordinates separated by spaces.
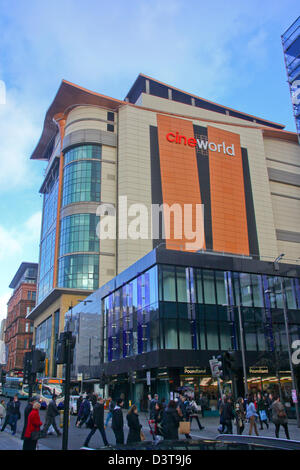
xmin=59 ymin=214 xmax=100 ymax=256
xmin=62 ymin=160 xmax=101 ymax=206
xmin=58 ymin=254 xmax=99 ymax=290
xmin=64 ymin=144 xmax=102 ymax=165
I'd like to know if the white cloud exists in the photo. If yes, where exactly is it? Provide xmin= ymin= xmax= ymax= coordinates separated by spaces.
xmin=0 ymin=292 xmax=11 ymax=322
xmin=24 ymin=211 xmax=42 ymax=242
xmin=0 ymin=225 xmax=22 ymax=260
xmin=0 ymin=211 xmax=41 ymax=322
xmin=0 ymin=211 xmax=41 ymax=262
xmin=0 ymin=88 xmax=42 ymax=192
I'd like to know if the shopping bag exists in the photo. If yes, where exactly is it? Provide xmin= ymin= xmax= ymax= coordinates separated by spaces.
xmin=47 ymin=425 xmax=55 ymax=434
xmin=179 ymin=421 xmax=191 ymax=435
xmin=259 ymin=410 xmax=267 ymax=421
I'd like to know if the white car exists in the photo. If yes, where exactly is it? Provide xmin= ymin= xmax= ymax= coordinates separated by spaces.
xmin=69 ymin=395 xmax=80 ymax=415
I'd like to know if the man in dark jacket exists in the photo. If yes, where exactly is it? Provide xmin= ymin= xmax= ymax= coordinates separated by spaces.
xmin=10 ymin=395 xmax=21 ymax=435
xmin=75 ymin=396 xmax=83 ymax=425
xmin=177 ymin=395 xmax=192 ymax=439
xmin=220 ymin=397 xmax=234 ymax=434
xmin=41 ymin=395 xmax=61 ymax=437
xmin=0 ymin=397 xmax=14 ymax=432
xmin=77 ymin=396 xmax=91 ymax=428
xmin=149 ymin=394 xmax=159 ymax=420
xmin=161 ymin=400 xmax=181 ymax=440
xmin=112 ymin=398 xmax=124 ymax=444
xmin=21 ymin=397 xmax=37 ymax=441
xmin=83 ymin=397 xmax=109 ymax=447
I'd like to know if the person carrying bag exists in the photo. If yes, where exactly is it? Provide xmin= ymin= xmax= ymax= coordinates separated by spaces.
xmin=271 ymin=395 xmax=290 ymax=440
xmin=23 ymin=402 xmax=43 ymax=451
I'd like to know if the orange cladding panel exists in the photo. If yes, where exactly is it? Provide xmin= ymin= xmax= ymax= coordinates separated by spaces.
xmin=156 ymin=114 xmax=205 ymax=252
xmin=207 ymin=126 xmax=249 ymax=255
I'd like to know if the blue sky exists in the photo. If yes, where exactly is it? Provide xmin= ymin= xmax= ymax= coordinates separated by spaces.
xmin=0 ymin=0 xmax=299 ymax=320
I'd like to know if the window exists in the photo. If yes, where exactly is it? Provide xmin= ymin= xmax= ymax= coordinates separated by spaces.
xmin=195 ymin=269 xmax=203 ymax=303
xmin=203 ymin=270 xmax=215 ymax=304
xmin=215 ymin=271 xmax=227 ymax=305
xmin=176 ymin=267 xmax=188 ymax=302
xmin=240 ymin=273 xmax=253 ymax=307
xmin=160 ymin=265 xmax=176 ymax=302
xmin=284 ymin=278 xmax=297 ymax=309
xmin=62 ymin=160 xmax=101 ymax=206
xmin=107 ymin=124 xmax=114 ymax=132
xmin=59 ymin=213 xmax=100 ymax=255
xmin=107 ymin=112 xmax=114 ymax=122
xmin=251 ymin=274 xmax=263 ymax=307
xmin=58 ymin=254 xmax=99 ymax=290
xmin=64 ymin=144 xmax=102 ymax=165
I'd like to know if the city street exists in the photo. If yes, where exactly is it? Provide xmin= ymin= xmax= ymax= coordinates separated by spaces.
xmin=1 ymin=400 xmax=300 ymax=450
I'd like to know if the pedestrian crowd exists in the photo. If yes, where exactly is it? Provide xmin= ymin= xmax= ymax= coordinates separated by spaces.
xmin=218 ymin=391 xmax=290 ymax=439
xmin=0 ymin=389 xmax=293 ymax=450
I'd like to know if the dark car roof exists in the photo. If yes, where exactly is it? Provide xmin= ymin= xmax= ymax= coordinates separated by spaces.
xmin=81 ymin=436 xmax=300 ymax=451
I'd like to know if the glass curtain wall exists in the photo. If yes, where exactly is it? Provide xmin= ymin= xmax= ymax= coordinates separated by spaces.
xmin=38 ymin=164 xmax=59 ymax=303
xmin=57 ymin=145 xmax=102 ymax=291
xmin=103 ymin=263 xmax=300 ymax=362
xmin=35 ymin=316 xmax=52 ymax=364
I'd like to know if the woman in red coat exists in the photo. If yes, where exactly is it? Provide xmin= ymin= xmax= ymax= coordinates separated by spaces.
xmin=23 ymin=402 xmax=43 ymax=450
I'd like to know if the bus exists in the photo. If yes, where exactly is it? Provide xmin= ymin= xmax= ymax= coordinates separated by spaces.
xmin=36 ymin=377 xmax=65 ymax=408
xmin=2 ymin=377 xmax=30 ymax=399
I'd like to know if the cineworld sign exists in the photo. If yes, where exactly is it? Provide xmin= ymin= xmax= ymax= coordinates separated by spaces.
xmin=166 ymin=132 xmax=236 ymax=156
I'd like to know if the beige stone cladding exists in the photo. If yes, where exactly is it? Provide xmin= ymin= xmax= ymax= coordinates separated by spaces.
xmin=264 ymin=137 xmax=300 ymax=262
xmin=65 ymin=105 xmax=117 ymax=135
xmin=139 ymin=93 xmax=268 ymax=129
xmin=117 ymin=105 xmax=156 ymax=273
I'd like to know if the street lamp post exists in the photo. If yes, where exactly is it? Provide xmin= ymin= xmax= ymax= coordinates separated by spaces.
xmin=237 ymin=303 xmax=248 ymax=397
xmin=223 ymin=303 xmax=248 ymax=397
xmin=264 ymin=290 xmax=283 ymax=402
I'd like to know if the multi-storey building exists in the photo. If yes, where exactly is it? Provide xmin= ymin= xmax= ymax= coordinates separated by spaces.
xmin=28 ymin=74 xmax=300 ymax=399
xmin=5 ymin=263 xmax=37 ymax=374
xmin=0 ymin=319 xmax=6 ymax=370
xmin=282 ymin=16 xmax=300 ymax=142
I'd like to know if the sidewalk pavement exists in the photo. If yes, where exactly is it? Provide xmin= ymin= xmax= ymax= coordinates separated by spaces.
xmin=132 ymin=411 xmax=300 ymax=441
xmin=0 ymin=429 xmax=51 ymax=451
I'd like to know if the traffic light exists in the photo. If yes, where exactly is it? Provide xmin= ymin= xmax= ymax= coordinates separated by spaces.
xmin=23 ymin=351 xmax=32 ymax=383
xmin=99 ymin=373 xmax=107 ymax=387
xmin=1 ymin=369 xmax=6 ymax=384
xmin=55 ymin=332 xmax=76 ymax=364
xmin=32 ymin=349 xmax=46 ymax=374
xmin=223 ymin=351 xmax=239 ymax=378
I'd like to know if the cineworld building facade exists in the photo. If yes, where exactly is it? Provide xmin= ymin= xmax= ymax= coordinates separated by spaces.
xmin=28 ymin=74 xmax=300 ymax=408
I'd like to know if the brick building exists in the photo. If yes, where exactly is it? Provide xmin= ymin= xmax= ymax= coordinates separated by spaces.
xmin=5 ymin=263 xmax=38 ymax=375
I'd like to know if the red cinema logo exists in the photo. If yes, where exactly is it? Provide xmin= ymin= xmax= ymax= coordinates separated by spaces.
xmin=166 ymin=132 xmax=235 ymax=156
